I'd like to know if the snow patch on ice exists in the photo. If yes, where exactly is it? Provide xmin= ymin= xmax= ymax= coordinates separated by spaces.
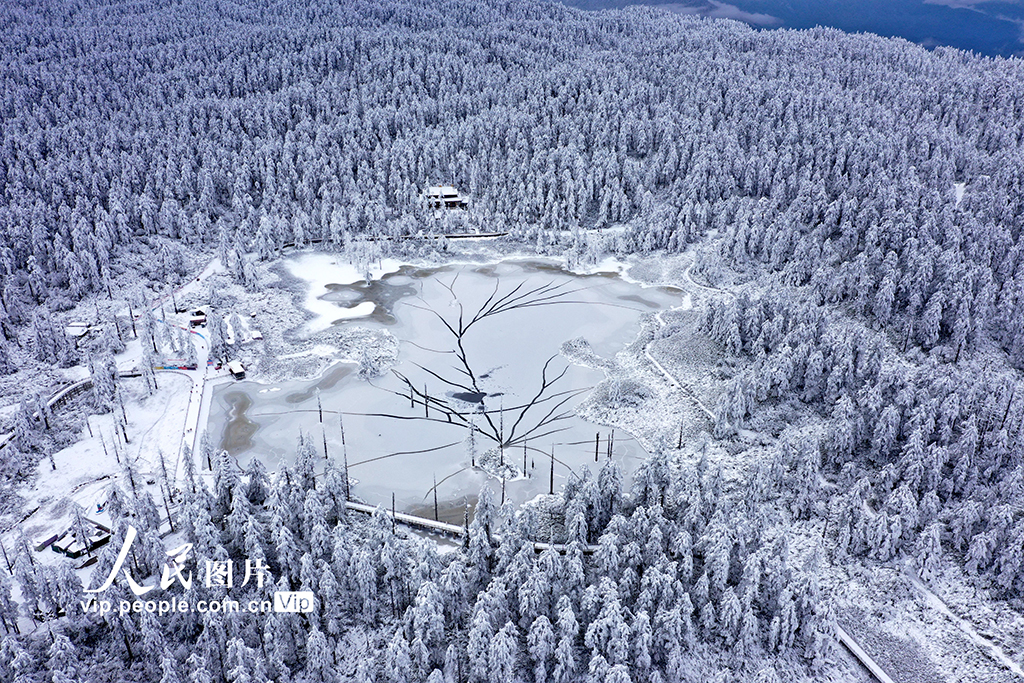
xmin=589 ymin=256 xmax=628 ymax=275
xmin=565 ymin=255 xmax=671 ymax=290
xmin=559 ymin=254 xmax=628 ymax=278
xmin=333 ymin=301 xmax=376 ymax=321
xmin=285 ymin=253 xmax=402 ymax=334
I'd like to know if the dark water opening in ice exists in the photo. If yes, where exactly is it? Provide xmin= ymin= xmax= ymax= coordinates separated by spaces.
xmin=209 ymin=258 xmax=682 ymax=513
xmin=219 ymin=391 xmax=258 ymax=455
xmin=283 ymin=364 xmax=355 ymax=404
xmin=450 ymin=391 xmax=487 ymax=404
xmin=321 ymin=277 xmax=417 ymax=325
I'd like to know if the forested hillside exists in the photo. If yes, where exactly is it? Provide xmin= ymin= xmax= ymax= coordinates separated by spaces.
xmin=3 ymin=0 xmax=1022 ymax=354
xmin=1 ymin=0 xmax=1023 ymax=681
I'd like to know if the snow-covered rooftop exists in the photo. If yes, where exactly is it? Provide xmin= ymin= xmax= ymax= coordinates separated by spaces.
xmin=426 ymin=185 xmax=461 ymax=197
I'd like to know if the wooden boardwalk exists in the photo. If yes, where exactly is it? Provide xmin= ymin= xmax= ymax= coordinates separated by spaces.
xmin=836 ymin=625 xmax=897 ymax=683
xmin=343 ymin=500 xmax=597 ymax=553
xmin=0 ymin=369 xmax=145 ymax=452
xmin=280 ymin=232 xmax=509 ymax=250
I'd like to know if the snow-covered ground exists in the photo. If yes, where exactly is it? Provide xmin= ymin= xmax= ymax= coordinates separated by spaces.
xmin=4 ymin=371 xmax=196 ymax=626
xmin=2 ymin=257 xmax=225 ymax=561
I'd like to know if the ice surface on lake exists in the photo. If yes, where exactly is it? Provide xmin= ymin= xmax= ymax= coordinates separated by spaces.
xmin=209 ymin=258 xmax=682 ymax=513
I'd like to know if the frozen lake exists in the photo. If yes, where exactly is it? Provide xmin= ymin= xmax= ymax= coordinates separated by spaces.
xmin=208 ymin=258 xmax=681 ymax=517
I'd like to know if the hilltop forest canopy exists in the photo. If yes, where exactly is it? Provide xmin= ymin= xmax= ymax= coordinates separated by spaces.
xmin=1 ymin=0 xmax=1024 ymax=681
xmin=1 ymin=0 xmax=1022 ymax=366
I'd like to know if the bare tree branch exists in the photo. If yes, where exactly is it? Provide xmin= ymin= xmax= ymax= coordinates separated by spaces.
xmin=349 ymin=440 xmax=464 ymax=467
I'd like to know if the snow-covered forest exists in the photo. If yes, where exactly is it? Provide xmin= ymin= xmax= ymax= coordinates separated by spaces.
xmin=1 ymin=0 xmax=1023 ymax=680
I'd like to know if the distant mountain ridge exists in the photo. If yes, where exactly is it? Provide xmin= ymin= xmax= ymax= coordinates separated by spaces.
xmin=557 ymin=0 xmax=1024 ymax=57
